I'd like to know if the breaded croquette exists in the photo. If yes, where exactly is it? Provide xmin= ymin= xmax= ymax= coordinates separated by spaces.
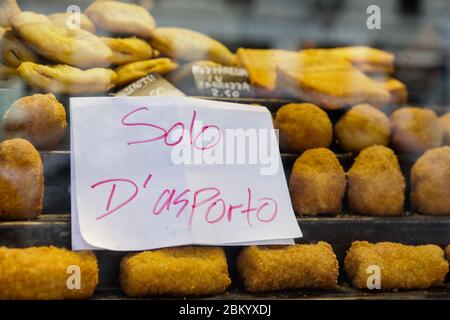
xmin=345 ymin=241 xmax=449 ymax=290
xmin=440 ymin=112 xmax=450 ymax=145
xmin=289 ymin=148 xmax=345 ymax=215
xmin=2 ymin=93 xmax=67 ymax=150
xmin=347 ymin=145 xmax=405 ymax=216
xmin=0 ymin=246 xmax=98 ymax=299
xmin=391 ymin=107 xmax=443 ymax=154
xmin=334 ymin=104 xmax=391 ymax=152
xmin=275 ymin=103 xmax=333 ymax=153
xmin=411 ymin=146 xmax=450 ymax=215
xmin=120 ymin=246 xmax=231 ymax=297
xmin=0 ymin=138 xmax=43 ymax=220
xmin=237 ymin=242 xmax=339 ymax=292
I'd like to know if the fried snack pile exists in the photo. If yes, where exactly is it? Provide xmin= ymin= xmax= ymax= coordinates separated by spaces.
xmin=1 ymin=94 xmax=67 ymax=150
xmin=0 ymin=29 xmax=37 ymax=68
xmin=347 ymin=145 xmax=405 ymax=216
xmin=289 ymin=148 xmax=345 ymax=215
xmin=391 ymin=107 xmax=443 ymax=154
xmin=237 ymin=242 xmax=339 ymax=292
xmin=18 ymin=62 xmax=117 ymax=94
xmin=47 ymin=12 xmax=96 ymax=33
xmin=275 ymin=103 xmax=332 ymax=153
xmin=411 ymin=146 xmax=450 ymax=215
xmin=334 ymin=104 xmax=391 ymax=152
xmin=101 ymin=37 xmax=155 ymax=65
xmin=0 ymin=246 xmax=98 ymax=299
xmin=0 ymin=139 xmax=43 ymax=220
xmin=440 ymin=112 xmax=450 ymax=145
xmin=115 ymin=58 xmax=178 ymax=87
xmin=12 ymin=11 xmax=112 ymax=68
xmin=120 ymin=246 xmax=231 ymax=297
xmin=345 ymin=241 xmax=449 ymax=290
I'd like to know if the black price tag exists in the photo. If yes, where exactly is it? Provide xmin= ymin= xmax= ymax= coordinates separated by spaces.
xmin=115 ymin=73 xmax=185 ymax=97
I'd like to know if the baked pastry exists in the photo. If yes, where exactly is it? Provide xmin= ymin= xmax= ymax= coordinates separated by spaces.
xmin=0 ymin=62 xmax=15 ymax=79
xmin=410 ymin=146 xmax=450 ymax=215
xmin=120 ymin=246 xmax=230 ymax=297
xmin=347 ymin=145 xmax=405 ymax=216
xmin=0 ymin=29 xmax=38 ymax=68
xmin=12 ymin=11 xmax=112 ymax=68
xmin=115 ymin=58 xmax=178 ymax=87
xmin=47 ymin=12 xmax=96 ymax=33
xmin=0 ymin=246 xmax=98 ymax=299
xmin=101 ymin=37 xmax=154 ymax=65
xmin=376 ymin=77 xmax=408 ymax=105
xmin=391 ymin=107 xmax=443 ymax=154
xmin=440 ymin=112 xmax=450 ymax=145
xmin=334 ymin=104 xmax=391 ymax=152
xmin=1 ymin=93 xmax=67 ymax=150
xmin=18 ymin=62 xmax=117 ymax=94
xmin=0 ymin=138 xmax=43 ymax=220
xmin=0 ymin=0 xmax=20 ymax=27
xmin=237 ymin=242 xmax=339 ymax=292
xmin=345 ymin=241 xmax=448 ymax=290
xmin=289 ymin=148 xmax=346 ymax=215
xmin=274 ymin=103 xmax=333 ymax=153
xmin=85 ymin=0 xmax=155 ymax=38
xmin=150 ymin=27 xmax=235 ymax=65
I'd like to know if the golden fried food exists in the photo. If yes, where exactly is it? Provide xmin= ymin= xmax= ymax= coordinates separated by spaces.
xmin=237 ymin=242 xmax=339 ymax=292
xmin=18 ymin=62 xmax=117 ymax=94
xmin=101 ymin=37 xmax=154 ymax=65
xmin=347 ymin=145 xmax=405 ymax=216
xmin=115 ymin=58 xmax=178 ymax=87
xmin=1 ymin=94 xmax=67 ymax=150
xmin=274 ymin=103 xmax=333 ymax=153
xmin=289 ymin=148 xmax=345 ymax=215
xmin=150 ymin=27 xmax=235 ymax=66
xmin=376 ymin=77 xmax=408 ymax=105
xmin=12 ymin=11 xmax=112 ymax=68
xmin=0 ymin=246 xmax=98 ymax=299
xmin=345 ymin=241 xmax=449 ymax=290
xmin=391 ymin=107 xmax=443 ymax=154
xmin=0 ymin=0 xmax=20 ymax=27
xmin=0 ymin=29 xmax=38 ymax=68
xmin=0 ymin=62 xmax=15 ymax=79
xmin=120 ymin=246 xmax=230 ymax=297
xmin=85 ymin=0 xmax=155 ymax=38
xmin=0 ymin=138 xmax=43 ymax=220
xmin=410 ymin=146 xmax=450 ymax=215
xmin=334 ymin=104 xmax=391 ymax=152
xmin=47 ymin=12 xmax=96 ymax=33
xmin=440 ymin=112 xmax=450 ymax=145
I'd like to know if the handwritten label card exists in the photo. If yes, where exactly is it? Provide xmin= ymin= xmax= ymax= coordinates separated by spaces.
xmin=71 ymin=96 xmax=302 ymax=251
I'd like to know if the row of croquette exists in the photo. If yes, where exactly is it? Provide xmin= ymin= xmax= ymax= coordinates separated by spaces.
xmin=0 ymin=242 xmax=449 ymax=299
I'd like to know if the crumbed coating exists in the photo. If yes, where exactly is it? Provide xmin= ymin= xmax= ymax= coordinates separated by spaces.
xmin=47 ymin=12 xmax=96 ymax=33
xmin=0 ymin=0 xmax=20 ymax=27
xmin=237 ymin=242 xmax=339 ymax=292
xmin=0 ymin=138 xmax=43 ymax=220
xmin=347 ymin=145 xmax=405 ymax=216
xmin=150 ymin=28 xmax=235 ymax=66
xmin=289 ymin=148 xmax=345 ymax=215
xmin=115 ymin=58 xmax=178 ymax=87
xmin=18 ymin=62 xmax=117 ymax=94
xmin=0 ymin=246 xmax=98 ymax=299
xmin=2 ymin=94 xmax=67 ymax=150
xmin=85 ymin=0 xmax=156 ymax=38
xmin=345 ymin=241 xmax=449 ymax=290
xmin=120 ymin=246 xmax=231 ymax=297
xmin=275 ymin=103 xmax=333 ymax=153
xmin=410 ymin=146 xmax=450 ymax=215
xmin=101 ymin=37 xmax=154 ymax=65
xmin=334 ymin=104 xmax=391 ymax=152
xmin=0 ymin=29 xmax=37 ymax=68
xmin=440 ymin=112 xmax=450 ymax=145
xmin=391 ymin=107 xmax=443 ymax=154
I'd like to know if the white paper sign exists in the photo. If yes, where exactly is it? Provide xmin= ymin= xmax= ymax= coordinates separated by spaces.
xmin=70 ymin=96 xmax=302 ymax=251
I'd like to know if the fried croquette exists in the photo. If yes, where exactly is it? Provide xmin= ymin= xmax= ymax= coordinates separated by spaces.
xmin=0 ymin=246 xmax=98 ymax=299
xmin=1 ymin=93 xmax=67 ymax=150
xmin=275 ymin=103 xmax=333 ymax=153
xmin=0 ymin=29 xmax=37 ymax=68
xmin=410 ymin=146 xmax=450 ymax=215
xmin=12 ymin=11 xmax=112 ymax=68
xmin=237 ymin=242 xmax=339 ymax=292
xmin=391 ymin=107 xmax=443 ymax=154
xmin=85 ymin=0 xmax=156 ymax=39
xmin=0 ymin=0 xmax=20 ymax=27
xmin=120 ymin=246 xmax=231 ymax=297
xmin=0 ymin=139 xmax=43 ymax=220
xmin=115 ymin=58 xmax=178 ymax=87
xmin=334 ymin=104 xmax=391 ymax=152
xmin=440 ymin=112 xmax=450 ymax=145
xmin=345 ymin=241 xmax=449 ymax=290
xmin=289 ymin=148 xmax=345 ymax=215
xmin=47 ymin=12 xmax=96 ymax=33
xmin=150 ymin=28 xmax=235 ymax=66
xmin=101 ymin=37 xmax=154 ymax=65
xmin=347 ymin=145 xmax=405 ymax=216
xmin=18 ymin=62 xmax=117 ymax=94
